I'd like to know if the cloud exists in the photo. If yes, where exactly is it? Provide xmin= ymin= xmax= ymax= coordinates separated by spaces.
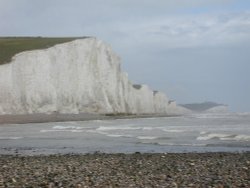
xmin=92 ymin=11 xmax=250 ymax=52
xmin=0 ymin=0 xmax=247 ymax=39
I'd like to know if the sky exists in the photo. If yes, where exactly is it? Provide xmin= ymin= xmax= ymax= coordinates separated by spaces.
xmin=0 ymin=0 xmax=250 ymax=112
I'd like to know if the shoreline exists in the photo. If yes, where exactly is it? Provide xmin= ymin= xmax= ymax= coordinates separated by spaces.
xmin=0 ymin=113 xmax=179 ymax=125
xmin=0 ymin=152 xmax=249 ymax=187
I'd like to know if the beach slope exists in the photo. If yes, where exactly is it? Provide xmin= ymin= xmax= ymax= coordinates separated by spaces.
xmin=0 ymin=153 xmax=249 ymax=187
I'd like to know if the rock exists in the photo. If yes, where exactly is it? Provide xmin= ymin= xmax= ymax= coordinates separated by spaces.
xmin=171 ymin=182 xmax=178 ymax=188
xmin=11 ymin=178 xmax=16 ymax=183
xmin=159 ymin=174 xmax=167 ymax=180
xmin=189 ymin=163 xmax=195 ymax=166
xmin=242 ymin=167 xmax=248 ymax=170
xmin=76 ymin=184 xmax=82 ymax=188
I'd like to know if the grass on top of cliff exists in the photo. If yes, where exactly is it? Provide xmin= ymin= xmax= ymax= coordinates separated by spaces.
xmin=0 ymin=37 xmax=88 ymax=65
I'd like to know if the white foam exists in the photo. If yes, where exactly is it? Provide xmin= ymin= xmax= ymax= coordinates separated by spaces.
xmin=106 ymin=134 xmax=133 ymax=138
xmin=235 ymin=135 xmax=250 ymax=141
xmin=137 ymin=136 xmax=158 ymax=140
xmin=40 ymin=129 xmax=83 ymax=133
xmin=197 ymin=134 xmax=231 ymax=141
xmin=220 ymin=135 xmax=250 ymax=141
xmin=163 ymin=129 xmax=185 ymax=133
xmin=96 ymin=126 xmax=141 ymax=131
xmin=53 ymin=125 xmax=83 ymax=130
xmin=142 ymin=127 xmax=154 ymax=130
xmin=0 ymin=137 xmax=23 ymax=140
xmin=139 ymin=141 xmax=206 ymax=147
xmin=190 ymin=113 xmax=232 ymax=119
xmin=197 ymin=133 xmax=250 ymax=141
xmin=158 ymin=143 xmax=206 ymax=146
xmin=142 ymin=126 xmax=166 ymax=131
xmin=71 ymin=130 xmax=84 ymax=133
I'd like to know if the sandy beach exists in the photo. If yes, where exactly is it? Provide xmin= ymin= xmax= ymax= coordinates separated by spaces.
xmin=0 ymin=152 xmax=249 ymax=187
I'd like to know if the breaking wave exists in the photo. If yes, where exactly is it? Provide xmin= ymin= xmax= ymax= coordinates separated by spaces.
xmin=136 ymin=136 xmax=158 ymax=140
xmin=197 ymin=133 xmax=250 ymax=141
xmin=52 ymin=125 xmax=83 ymax=130
xmin=40 ymin=125 xmax=88 ymax=133
xmin=106 ymin=134 xmax=133 ymax=138
xmin=96 ymin=125 xmax=140 ymax=131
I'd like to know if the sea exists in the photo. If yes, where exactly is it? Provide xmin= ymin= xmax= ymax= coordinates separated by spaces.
xmin=0 ymin=113 xmax=250 ymax=155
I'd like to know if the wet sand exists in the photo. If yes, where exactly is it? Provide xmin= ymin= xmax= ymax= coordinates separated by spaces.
xmin=0 ymin=113 xmax=107 ymax=124
xmin=0 ymin=152 xmax=249 ymax=187
xmin=0 ymin=113 xmax=175 ymax=124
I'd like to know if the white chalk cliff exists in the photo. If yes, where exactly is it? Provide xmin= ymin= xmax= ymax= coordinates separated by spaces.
xmin=0 ymin=38 xmax=187 ymax=115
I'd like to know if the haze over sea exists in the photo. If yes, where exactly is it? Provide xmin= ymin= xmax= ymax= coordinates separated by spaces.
xmin=0 ymin=113 xmax=249 ymax=155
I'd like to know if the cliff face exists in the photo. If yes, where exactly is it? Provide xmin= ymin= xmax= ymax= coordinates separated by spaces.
xmin=0 ymin=38 xmax=186 ymax=115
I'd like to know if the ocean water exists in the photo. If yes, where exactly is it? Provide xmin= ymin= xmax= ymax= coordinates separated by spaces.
xmin=0 ymin=113 xmax=250 ymax=155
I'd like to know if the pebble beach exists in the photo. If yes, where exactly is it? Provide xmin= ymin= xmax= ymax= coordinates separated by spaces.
xmin=0 ymin=152 xmax=249 ymax=187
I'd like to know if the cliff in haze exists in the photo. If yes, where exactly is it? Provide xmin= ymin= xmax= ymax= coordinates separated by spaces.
xmin=180 ymin=102 xmax=229 ymax=113
xmin=0 ymin=37 xmax=187 ymax=115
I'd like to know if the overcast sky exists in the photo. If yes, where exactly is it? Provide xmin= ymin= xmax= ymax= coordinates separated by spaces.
xmin=0 ymin=0 xmax=250 ymax=112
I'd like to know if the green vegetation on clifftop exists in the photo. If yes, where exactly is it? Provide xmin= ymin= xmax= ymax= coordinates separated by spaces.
xmin=0 ymin=37 xmax=88 ymax=65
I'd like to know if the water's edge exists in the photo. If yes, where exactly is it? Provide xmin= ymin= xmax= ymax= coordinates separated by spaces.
xmin=0 ymin=113 xmax=179 ymax=125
